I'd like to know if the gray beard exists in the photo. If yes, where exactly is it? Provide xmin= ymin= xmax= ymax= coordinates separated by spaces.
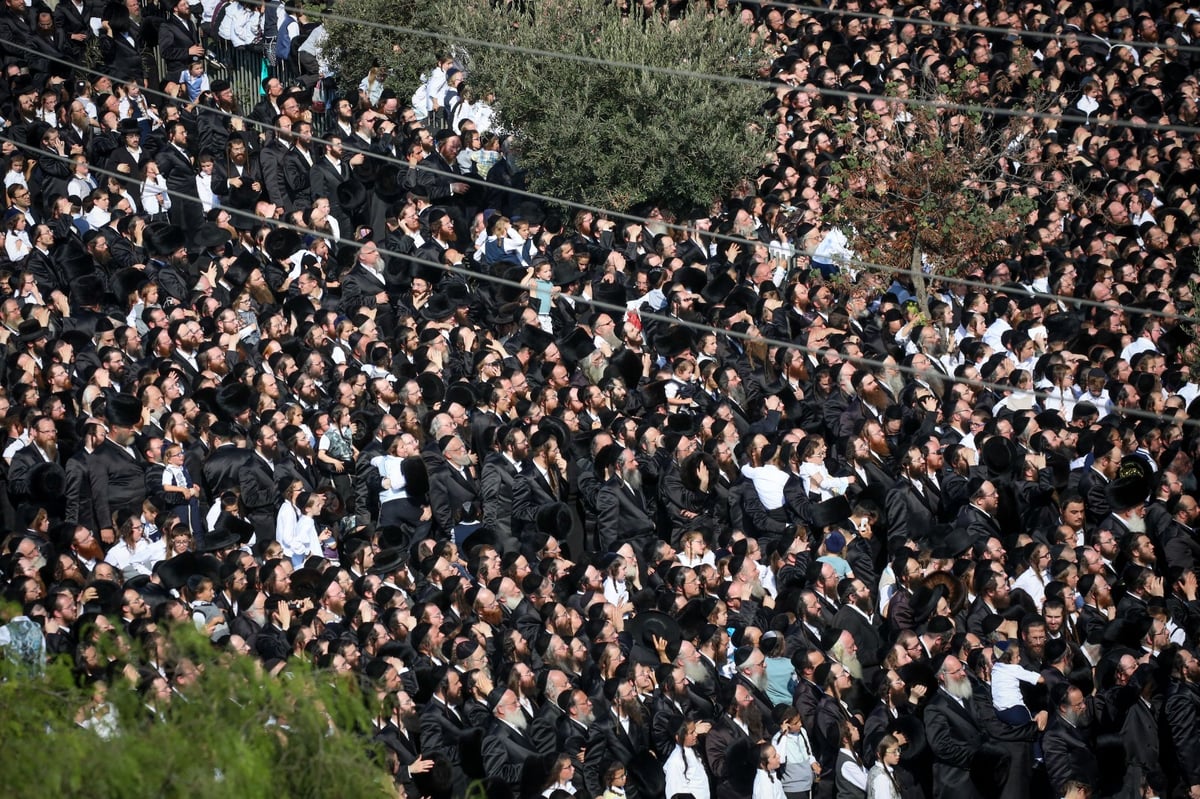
xmin=1123 ymin=513 xmax=1147 ymax=534
xmin=945 ymin=677 xmax=973 ymax=701
xmin=502 ymin=709 xmax=527 ymax=731
xmin=683 ymin=660 xmax=708 ymax=684
xmin=624 ymin=469 xmax=643 ymax=492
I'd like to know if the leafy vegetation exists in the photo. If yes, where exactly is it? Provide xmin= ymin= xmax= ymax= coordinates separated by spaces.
xmin=324 ymin=0 xmax=770 ymax=212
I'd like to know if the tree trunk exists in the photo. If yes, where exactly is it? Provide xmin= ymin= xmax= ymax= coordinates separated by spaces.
xmin=911 ymin=244 xmax=930 ymax=319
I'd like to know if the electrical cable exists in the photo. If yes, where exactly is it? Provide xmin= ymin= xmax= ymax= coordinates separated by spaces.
xmin=6 ymin=130 xmax=1196 ymax=431
xmin=8 ymin=38 xmax=1200 ymax=327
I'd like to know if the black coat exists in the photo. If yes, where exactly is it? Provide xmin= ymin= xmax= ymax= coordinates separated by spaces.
xmin=238 ymin=453 xmax=279 ymax=541
xmin=8 ymin=444 xmax=59 ymax=507
xmin=596 ymin=475 xmax=656 ymax=550
xmin=1164 ymin=680 xmax=1200 ymax=790
xmin=201 ymin=444 xmax=251 ymax=502
xmin=98 ymin=32 xmax=146 ymax=83
xmin=157 ymin=13 xmax=199 ymax=77
xmin=511 ymin=463 xmax=565 ymax=537
xmin=1043 ymin=715 xmax=1098 ymax=795
xmin=584 ymin=709 xmax=660 ymax=799
xmin=924 ymin=690 xmax=987 ymax=799
xmin=833 ymin=604 xmax=886 ymax=674
xmin=480 ymin=452 xmax=520 ymax=548
xmin=885 ymin=479 xmax=938 ymax=547
xmin=703 ymin=714 xmax=753 ymax=799
xmin=258 ymin=139 xmax=291 ymax=209
xmin=64 ymin=450 xmax=96 ymax=531
xmin=427 ymin=461 xmax=481 ymax=537
xmin=339 ymin=264 xmax=389 ymax=316
xmin=87 ymin=439 xmax=147 ymax=529
xmin=482 ymin=718 xmax=544 ymax=799
xmin=371 ymin=721 xmax=423 ymax=798
xmin=281 ymin=146 xmax=315 ymax=210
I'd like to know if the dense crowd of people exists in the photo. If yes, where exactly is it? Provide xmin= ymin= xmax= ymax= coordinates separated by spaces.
xmin=2 ymin=0 xmax=1200 ymax=798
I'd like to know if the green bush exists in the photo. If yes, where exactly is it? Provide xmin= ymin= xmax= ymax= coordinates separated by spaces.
xmin=0 ymin=629 xmax=395 ymax=799
xmin=325 ymin=0 xmax=770 ymax=213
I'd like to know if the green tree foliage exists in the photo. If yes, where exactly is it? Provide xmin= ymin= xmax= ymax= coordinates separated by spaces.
xmin=825 ymin=64 xmax=1041 ymax=317
xmin=321 ymin=0 xmax=446 ymax=101
xmin=0 ymin=628 xmax=395 ymax=799
xmin=326 ymin=0 xmax=770 ymax=212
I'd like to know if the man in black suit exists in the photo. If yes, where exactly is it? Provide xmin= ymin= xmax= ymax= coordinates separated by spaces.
xmin=281 ymin=121 xmax=316 ymax=212
xmin=157 ymin=0 xmax=203 ymax=79
xmin=427 ymin=434 xmax=482 ymax=539
xmin=254 ymin=595 xmax=293 ymax=665
xmin=201 ymin=422 xmax=249 ymax=503
xmin=238 ymin=424 xmax=281 ymax=546
xmin=372 ymin=689 xmax=432 ymax=799
xmin=88 ymin=394 xmax=148 ymax=539
xmin=966 ymin=568 xmax=1010 ymax=637
xmin=595 ymin=445 xmax=656 ymax=552
xmin=585 ymin=677 xmax=662 ymax=799
xmin=649 ymin=663 xmax=712 ymax=760
xmin=416 ymin=133 xmax=469 ymax=208
xmin=258 ymin=115 xmax=293 ymax=210
xmin=511 ymin=428 xmax=567 ymax=538
xmin=833 ymin=578 xmax=886 ymax=680
xmin=528 ymin=669 xmax=572 ymax=758
xmin=1163 ymin=494 xmax=1200 ymax=573
xmin=1163 ymin=646 xmax=1200 ymax=799
xmin=481 ymin=688 xmax=546 ymax=798
xmin=1043 ymin=683 xmax=1099 ymax=797
xmin=308 ymin=133 xmax=355 ymax=233
xmin=924 ymin=655 xmax=1002 ymax=799
xmin=338 ymin=240 xmax=393 ymax=328
xmin=809 ymin=661 xmax=858 ymax=788
xmin=885 ymin=446 xmax=940 ymax=550
xmin=480 ymin=426 xmax=526 ymax=554
xmin=156 ymin=121 xmax=203 ymax=239
xmin=418 ymin=668 xmax=478 ymax=796
xmin=8 ymin=415 xmax=62 ymax=507
xmin=954 ymin=478 xmax=1004 ymax=545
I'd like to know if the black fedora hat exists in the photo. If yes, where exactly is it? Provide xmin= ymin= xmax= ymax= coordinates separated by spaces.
xmin=810 ymin=496 xmax=852 ymax=530
xmin=420 ymin=293 xmax=455 ymax=322
xmin=200 ymin=515 xmax=255 ymax=552
xmin=193 ymin=223 xmax=232 ymax=250
xmin=415 ymin=373 xmax=446 ymax=405
xmin=628 ymin=609 xmax=682 ymax=651
xmin=551 ymin=260 xmax=585 ymax=287
xmin=517 ymin=324 xmax=555 ymax=352
xmin=336 ymin=179 xmax=368 ymax=213
xmin=654 ymin=325 xmax=694 ymax=358
xmin=930 ymin=526 xmax=973 ymax=560
xmin=980 ymin=435 xmax=1018 ymax=477
xmin=591 ymin=278 xmax=628 ymax=309
xmin=215 ymin=382 xmax=254 ymax=421
xmin=16 ymin=319 xmax=47 ymax=346
xmin=556 ymin=327 xmax=596 ymax=365
xmin=107 ymin=393 xmax=142 ymax=427
xmin=909 ymin=583 xmax=947 ymax=624
xmin=672 ymin=267 xmax=707 ymax=294
xmin=370 ymin=547 xmax=407 ymax=576
xmin=700 ymin=271 xmax=737 ymax=305
xmin=146 ymin=223 xmax=187 ymax=257
xmin=264 ymin=228 xmax=303 ymax=262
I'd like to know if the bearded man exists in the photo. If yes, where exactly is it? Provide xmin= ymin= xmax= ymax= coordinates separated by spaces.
xmin=9 ymin=415 xmax=62 ymax=506
xmin=481 ymin=688 xmax=544 ymax=797
xmin=925 ymin=655 xmax=1007 ymax=799
xmin=832 ymin=578 xmax=884 ymax=682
